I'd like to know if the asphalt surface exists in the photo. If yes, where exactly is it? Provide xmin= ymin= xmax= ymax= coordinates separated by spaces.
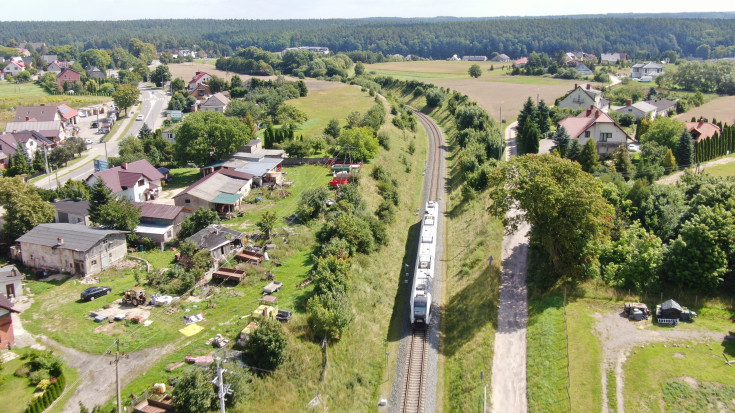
xmin=35 ymin=85 xmax=169 ymax=190
xmin=490 ymin=122 xmax=529 ymax=413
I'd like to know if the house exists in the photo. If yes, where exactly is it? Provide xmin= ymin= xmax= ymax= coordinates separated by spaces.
xmin=4 ymin=121 xmax=66 ymax=143
xmin=86 ymin=66 xmax=106 ymax=80
xmin=188 ymin=224 xmax=244 ymax=261
xmin=462 ymin=56 xmax=487 ymax=61
xmin=57 ymin=68 xmax=81 ymax=89
xmin=281 ymin=46 xmax=330 ymax=56
xmin=14 ymin=105 xmax=61 ymax=123
xmin=188 ymin=71 xmax=211 ymax=90
xmin=0 ymin=294 xmax=20 ymax=350
xmin=133 ymin=203 xmax=186 ymax=245
xmin=2 ymin=60 xmax=25 ymax=76
xmin=558 ymin=83 xmax=610 ymax=112
xmin=615 ymin=100 xmax=658 ymax=121
xmin=0 ymin=265 xmax=23 ymax=300
xmin=686 ymin=120 xmax=721 ymax=142
xmin=631 ymin=62 xmax=665 ymax=79
xmin=575 ymin=62 xmax=594 ymax=76
xmin=174 ymin=169 xmax=253 ymax=215
xmin=167 ymin=110 xmax=183 ymax=122
xmin=45 ymin=60 xmax=72 ymax=73
xmin=14 ymin=223 xmax=128 ymax=276
xmin=41 ymin=54 xmax=58 ymax=65
xmin=51 ymin=199 xmax=90 ymax=226
xmin=645 ymin=99 xmax=678 ymax=117
xmin=513 ymin=57 xmax=528 ymax=66
xmin=87 ymin=159 xmax=165 ymax=202
xmin=200 ymin=92 xmax=230 ymax=113
xmin=189 ymin=83 xmax=212 ymax=100
xmin=0 ymin=131 xmax=54 ymax=167
xmin=558 ymin=106 xmax=628 ymax=156
xmin=600 ymin=52 xmax=628 ymax=65
xmin=449 ymin=54 xmax=461 ymax=61
xmin=491 ymin=53 xmax=510 ymax=62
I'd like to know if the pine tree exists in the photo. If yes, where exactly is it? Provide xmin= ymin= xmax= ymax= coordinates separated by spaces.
xmin=524 ymin=121 xmax=541 ymax=154
xmin=88 ymin=179 xmax=113 ymax=224
xmin=675 ymin=130 xmax=693 ymax=169
xmin=536 ymin=99 xmax=551 ymax=137
xmin=517 ymin=97 xmax=537 ymax=134
xmin=578 ymin=138 xmax=599 ymax=172
xmin=552 ymin=126 xmax=571 ymax=157
xmin=663 ymin=148 xmax=677 ymax=173
xmin=613 ymin=145 xmax=635 ymax=179
xmin=8 ymin=144 xmax=31 ymax=177
xmin=32 ymin=150 xmax=46 ymax=174
xmin=566 ymin=140 xmax=582 ymax=161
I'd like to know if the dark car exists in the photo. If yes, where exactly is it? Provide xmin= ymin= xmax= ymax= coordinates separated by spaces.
xmin=91 ymin=121 xmax=99 ymax=128
xmin=81 ymin=286 xmax=111 ymax=301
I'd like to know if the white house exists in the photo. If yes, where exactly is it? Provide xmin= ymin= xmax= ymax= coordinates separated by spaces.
xmin=631 ymin=62 xmax=665 ymax=79
xmin=86 ymin=159 xmax=164 ymax=202
xmin=188 ymin=72 xmax=211 ymax=90
xmin=2 ymin=60 xmax=25 ymax=76
xmin=201 ymin=92 xmax=230 ymax=113
xmin=558 ymin=83 xmax=610 ymax=112
xmin=558 ymin=106 xmax=628 ymax=156
xmin=0 ymin=265 xmax=23 ymax=300
xmin=600 ymin=53 xmax=628 ymax=65
xmin=615 ymin=100 xmax=658 ymax=121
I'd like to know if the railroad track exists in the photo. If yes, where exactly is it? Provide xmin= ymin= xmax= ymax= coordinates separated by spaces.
xmin=409 ymin=108 xmax=444 ymax=200
xmin=401 ymin=327 xmax=429 ymax=413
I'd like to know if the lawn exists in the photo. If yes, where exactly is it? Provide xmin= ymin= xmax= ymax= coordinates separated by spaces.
xmin=702 ymin=158 xmax=735 ymax=178
xmin=161 ymin=167 xmax=202 ymax=190
xmin=285 ymin=83 xmax=376 ymax=139
xmin=0 ymin=356 xmax=39 ymax=413
xmin=0 ymin=82 xmax=110 ymax=129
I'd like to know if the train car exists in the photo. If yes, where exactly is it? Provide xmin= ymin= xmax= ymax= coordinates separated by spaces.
xmin=410 ymin=201 xmax=438 ymax=325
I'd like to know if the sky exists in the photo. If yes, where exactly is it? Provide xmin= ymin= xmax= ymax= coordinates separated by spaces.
xmin=1 ymin=0 xmax=733 ymax=20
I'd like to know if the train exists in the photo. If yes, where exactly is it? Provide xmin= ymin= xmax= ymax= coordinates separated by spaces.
xmin=410 ymin=201 xmax=439 ymax=326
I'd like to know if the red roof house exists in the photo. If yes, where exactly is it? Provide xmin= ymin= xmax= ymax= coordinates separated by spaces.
xmin=558 ymin=106 xmax=628 ymax=156
xmin=686 ymin=120 xmax=721 ymax=142
xmin=87 ymin=160 xmax=165 ymax=202
xmin=57 ymin=68 xmax=81 ymax=89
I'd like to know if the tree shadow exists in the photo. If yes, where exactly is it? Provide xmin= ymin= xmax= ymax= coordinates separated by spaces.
xmin=386 ymin=220 xmax=421 ymax=345
xmin=442 ymin=262 xmax=500 ymax=357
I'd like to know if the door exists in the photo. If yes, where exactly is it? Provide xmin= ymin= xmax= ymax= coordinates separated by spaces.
xmin=101 ymin=253 xmax=110 ymax=269
xmin=74 ymin=261 xmax=84 ymax=274
xmin=6 ymin=284 xmax=15 ymax=299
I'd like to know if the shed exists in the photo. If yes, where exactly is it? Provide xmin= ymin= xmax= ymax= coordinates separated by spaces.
xmin=0 ymin=265 xmax=23 ymax=299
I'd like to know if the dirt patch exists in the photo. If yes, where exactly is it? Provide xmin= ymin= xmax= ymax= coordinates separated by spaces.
xmin=92 ymin=322 xmax=125 ymax=335
xmin=677 ymin=95 xmax=735 ymax=125
xmin=91 ymin=302 xmax=152 ymax=320
xmin=673 ymin=352 xmax=687 ymax=359
xmin=677 ymin=376 xmax=699 ymax=388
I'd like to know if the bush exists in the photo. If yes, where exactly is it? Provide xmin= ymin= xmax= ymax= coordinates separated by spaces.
xmin=375 ymin=200 xmax=396 ymax=223
xmin=296 ymin=186 xmax=331 ymax=222
xmin=377 ymin=181 xmax=400 ymax=206
xmin=425 ymin=87 xmax=446 ymax=107
xmin=306 ymin=291 xmax=354 ymax=341
xmin=377 ymin=132 xmax=391 ymax=150
xmin=242 ymin=319 xmax=287 ymax=372
xmin=371 ymin=164 xmax=390 ymax=182
xmin=15 ymin=366 xmax=30 ymax=377
xmin=28 ymin=369 xmax=50 ymax=386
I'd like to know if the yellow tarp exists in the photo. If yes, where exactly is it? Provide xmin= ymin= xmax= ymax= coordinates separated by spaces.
xmin=179 ymin=323 xmax=204 ymax=337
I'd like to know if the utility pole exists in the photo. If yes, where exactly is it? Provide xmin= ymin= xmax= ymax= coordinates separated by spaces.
xmin=107 ymin=338 xmax=128 ymax=413
xmin=215 ymin=357 xmax=232 ymax=413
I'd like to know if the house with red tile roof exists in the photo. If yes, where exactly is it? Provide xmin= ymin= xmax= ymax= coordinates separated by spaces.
xmin=2 ymin=59 xmax=25 ymax=76
xmin=45 ymin=60 xmax=73 ymax=73
xmin=513 ymin=57 xmax=528 ymax=66
xmin=558 ymin=106 xmax=628 ymax=156
xmin=686 ymin=120 xmax=721 ymax=142
xmin=57 ymin=68 xmax=81 ymax=89
xmin=0 ymin=131 xmax=54 ymax=168
xmin=86 ymin=159 xmax=165 ymax=202
xmin=188 ymin=71 xmax=211 ymax=90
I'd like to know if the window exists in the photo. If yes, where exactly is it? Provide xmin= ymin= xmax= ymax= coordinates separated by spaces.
xmin=185 ymin=199 xmax=191 ymax=204
xmin=585 ymin=131 xmax=591 ymax=138
xmin=600 ymin=133 xmax=612 ymax=142
xmin=138 ymin=179 xmax=145 ymax=187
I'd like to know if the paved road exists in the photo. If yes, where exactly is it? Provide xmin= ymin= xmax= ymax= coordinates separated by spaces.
xmin=35 ymin=86 xmax=169 ymax=190
xmin=490 ymin=121 xmax=530 ymax=413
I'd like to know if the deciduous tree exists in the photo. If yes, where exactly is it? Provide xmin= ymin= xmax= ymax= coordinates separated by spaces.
xmin=0 ymin=177 xmax=54 ymax=241
xmin=468 ymin=64 xmax=482 ymax=78
xmin=111 ymin=84 xmax=140 ymax=116
xmin=174 ymin=111 xmax=252 ymax=166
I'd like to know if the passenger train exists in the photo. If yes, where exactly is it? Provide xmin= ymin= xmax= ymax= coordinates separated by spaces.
xmin=410 ymin=201 xmax=438 ymax=326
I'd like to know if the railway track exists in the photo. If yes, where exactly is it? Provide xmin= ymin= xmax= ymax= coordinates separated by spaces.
xmin=409 ymin=108 xmax=444 ymax=200
xmin=401 ymin=327 xmax=429 ymax=413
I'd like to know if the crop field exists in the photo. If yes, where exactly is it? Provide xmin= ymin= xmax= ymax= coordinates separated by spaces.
xmin=286 ymin=83 xmax=375 ymax=138
xmin=677 ymin=95 xmax=735 ymax=125
xmin=365 ymin=61 xmax=581 ymax=120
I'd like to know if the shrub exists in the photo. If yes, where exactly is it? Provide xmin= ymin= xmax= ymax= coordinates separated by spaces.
xmin=377 ymin=181 xmax=400 ymax=206
xmin=242 ymin=319 xmax=287 ymax=372
xmin=377 ymin=132 xmax=391 ymax=150
xmin=375 ymin=200 xmax=396 ymax=223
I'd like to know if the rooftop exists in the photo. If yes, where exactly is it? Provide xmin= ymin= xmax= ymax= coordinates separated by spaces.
xmin=133 ymin=202 xmax=184 ymax=221
xmin=51 ymin=199 xmax=90 ymax=216
xmin=188 ymin=224 xmax=242 ymax=251
xmin=16 ymin=223 xmax=125 ymax=251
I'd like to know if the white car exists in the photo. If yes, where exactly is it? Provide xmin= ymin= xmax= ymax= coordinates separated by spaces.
xmin=627 ymin=143 xmax=641 ymax=153
xmin=85 ymin=138 xmax=93 ymax=145
xmin=136 ymin=114 xmax=144 ymax=121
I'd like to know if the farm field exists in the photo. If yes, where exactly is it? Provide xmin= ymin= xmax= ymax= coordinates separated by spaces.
xmin=677 ymin=95 xmax=735 ymax=125
xmin=0 ymin=82 xmax=110 ymax=129
xmin=286 ymin=83 xmax=375 ymax=138
xmin=365 ymin=61 xmax=581 ymax=120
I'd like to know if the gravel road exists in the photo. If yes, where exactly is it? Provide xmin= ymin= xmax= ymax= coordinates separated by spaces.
xmin=490 ymin=122 xmax=529 ymax=413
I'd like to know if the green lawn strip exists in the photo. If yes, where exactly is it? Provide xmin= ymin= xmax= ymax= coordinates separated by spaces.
xmin=286 ymin=84 xmax=375 ymax=138
xmin=161 ymin=167 xmax=201 ymax=190
xmin=703 ymin=158 xmax=735 ymax=178
xmin=527 ymin=295 xmax=571 ymax=413
xmin=131 ymin=249 xmax=177 ymax=270
xmin=0 ymin=356 xmax=38 ymax=413
xmin=624 ymin=339 xmax=735 ymax=412
xmin=566 ymin=300 xmax=603 ymax=413
xmin=607 ymin=368 xmax=617 ymax=412
xmin=29 ymin=154 xmax=98 ymax=184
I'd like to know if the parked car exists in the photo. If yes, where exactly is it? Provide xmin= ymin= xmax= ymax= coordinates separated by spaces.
xmin=136 ymin=114 xmax=144 ymax=121
xmin=91 ymin=121 xmax=99 ymax=128
xmin=85 ymin=138 xmax=94 ymax=145
xmin=81 ymin=286 xmax=111 ymax=301
xmin=627 ymin=143 xmax=641 ymax=153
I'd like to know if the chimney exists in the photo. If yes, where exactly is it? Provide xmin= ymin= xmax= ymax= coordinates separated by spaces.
xmin=57 ymin=237 xmax=63 ymax=245
xmin=626 ymin=99 xmax=632 ymax=106
xmin=698 ymin=120 xmax=704 ymax=127
xmin=586 ymin=84 xmax=591 ymax=90
xmin=574 ymin=83 xmax=578 ymax=89
xmin=121 ymin=162 xmax=128 ymax=170
xmin=40 ymin=103 xmax=45 ymax=106
xmin=586 ymin=108 xmax=591 ymax=117
xmin=25 ymin=116 xmax=30 ymax=121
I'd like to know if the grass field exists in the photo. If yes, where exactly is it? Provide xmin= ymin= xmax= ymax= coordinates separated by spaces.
xmin=286 ymin=84 xmax=375 ymax=138
xmin=0 ymin=82 xmax=110 ymax=129
xmin=162 ymin=167 xmax=202 ymax=190
xmin=676 ymin=95 xmax=735 ymax=125
xmin=704 ymin=160 xmax=735 ymax=178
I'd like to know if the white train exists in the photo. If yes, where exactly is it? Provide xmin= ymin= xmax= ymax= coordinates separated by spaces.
xmin=410 ymin=201 xmax=438 ymax=325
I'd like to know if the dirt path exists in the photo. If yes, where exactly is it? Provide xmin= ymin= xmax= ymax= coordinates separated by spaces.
xmin=656 ymin=156 xmax=735 ymax=185
xmin=593 ymin=311 xmax=723 ymax=413
xmin=490 ymin=122 xmax=529 ymax=413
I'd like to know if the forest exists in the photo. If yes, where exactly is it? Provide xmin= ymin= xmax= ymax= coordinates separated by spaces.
xmin=1 ymin=16 xmax=735 ymax=60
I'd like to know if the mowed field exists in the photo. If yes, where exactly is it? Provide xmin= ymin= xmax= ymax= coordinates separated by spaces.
xmin=365 ymin=61 xmax=583 ymax=120
xmin=677 ymin=95 xmax=735 ymax=124
xmin=286 ymin=84 xmax=375 ymax=138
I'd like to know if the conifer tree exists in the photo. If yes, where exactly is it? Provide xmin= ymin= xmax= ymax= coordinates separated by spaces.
xmin=613 ymin=145 xmax=635 ymax=179
xmin=566 ymin=140 xmax=582 ymax=161
xmin=663 ymin=148 xmax=677 ymax=173
xmin=552 ymin=126 xmax=571 ymax=157
xmin=89 ymin=179 xmax=113 ymax=224
xmin=578 ymin=138 xmax=599 ymax=172
xmin=675 ymin=129 xmax=693 ymax=169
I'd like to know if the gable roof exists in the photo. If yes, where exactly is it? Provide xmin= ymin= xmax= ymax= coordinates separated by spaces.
xmin=645 ymin=99 xmax=677 ymax=112
xmin=56 ymin=104 xmax=78 ymax=120
xmin=632 ymin=62 xmax=664 ymax=69
xmin=51 ymin=199 xmax=90 ymax=216
xmin=558 ymin=107 xmax=626 ymax=139
xmin=203 ymin=92 xmax=230 ymax=107
xmin=628 ymin=101 xmax=658 ymax=113
xmin=0 ymin=293 xmax=20 ymax=313
xmin=90 ymin=160 xmax=164 ymax=193
xmin=175 ymin=169 xmax=253 ymax=205
xmin=189 ymin=72 xmax=210 ymax=84
xmin=5 ymin=121 xmax=62 ymax=134
xmin=188 ymin=224 xmax=243 ymax=251
xmin=686 ymin=121 xmax=721 ymax=142
xmin=14 ymin=105 xmax=59 ymax=122
xmin=16 ymin=223 xmax=125 ymax=251
xmin=133 ymin=202 xmax=184 ymax=221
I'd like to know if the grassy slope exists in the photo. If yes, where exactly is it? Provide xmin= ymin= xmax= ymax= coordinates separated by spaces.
xmin=286 ymin=83 xmax=375 ymax=139
xmin=0 ymin=82 xmax=109 ymax=129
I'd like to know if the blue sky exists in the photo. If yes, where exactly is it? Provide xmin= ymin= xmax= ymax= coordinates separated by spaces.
xmin=2 ymin=0 xmax=733 ymax=20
